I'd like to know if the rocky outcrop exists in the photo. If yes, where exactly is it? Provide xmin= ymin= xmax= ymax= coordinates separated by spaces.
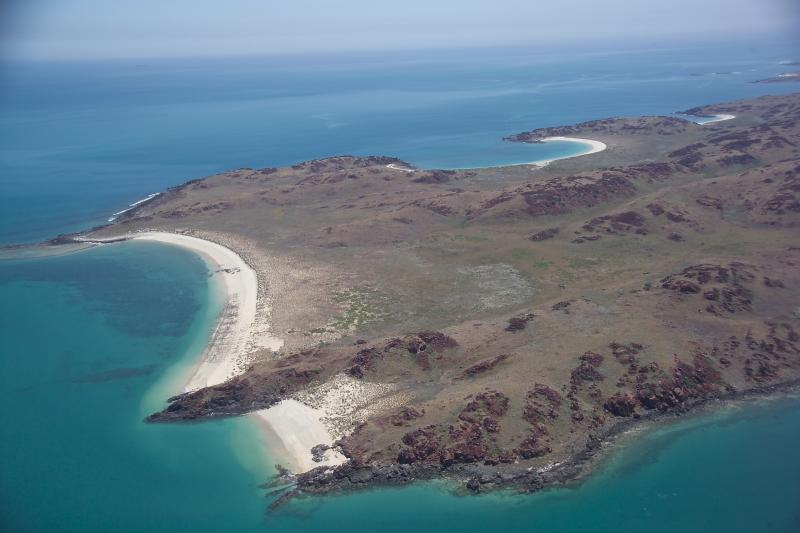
xmin=603 ymin=393 xmax=637 ymax=416
xmin=471 ymin=173 xmax=636 ymax=219
xmin=460 ymin=354 xmax=510 ymax=378
xmin=660 ymin=263 xmax=756 ymax=315
xmin=148 ymin=366 xmax=321 ymax=422
xmin=505 ymin=312 xmax=534 ymax=332
xmin=604 ymin=354 xmax=724 ymax=417
xmin=396 ymin=391 xmax=512 ymax=467
xmin=579 ymin=210 xmax=647 ymax=238
xmin=529 ymin=228 xmax=560 ymax=241
xmin=570 ymin=351 xmax=605 ymax=385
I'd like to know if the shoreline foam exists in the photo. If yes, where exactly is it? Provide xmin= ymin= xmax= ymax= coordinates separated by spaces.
xmin=108 ymin=193 xmax=162 ymax=222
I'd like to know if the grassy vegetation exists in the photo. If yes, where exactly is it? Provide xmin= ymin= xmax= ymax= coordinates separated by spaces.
xmin=305 ymin=286 xmax=393 ymax=335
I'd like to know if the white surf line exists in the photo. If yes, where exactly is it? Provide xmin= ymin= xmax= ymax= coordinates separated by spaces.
xmin=107 ymin=193 xmax=162 ymax=222
xmin=527 ymin=136 xmax=608 ymax=167
xmin=386 ymin=163 xmax=416 ymax=173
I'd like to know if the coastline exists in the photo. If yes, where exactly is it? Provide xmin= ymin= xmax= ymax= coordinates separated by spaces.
xmin=63 ymin=92 xmax=798 ymax=495
xmin=440 ymin=135 xmax=608 ymax=170
xmin=693 ymin=113 xmax=736 ymax=124
xmin=74 ymin=230 xmax=347 ymax=475
xmin=251 ymin=400 xmax=347 ymax=473
xmin=285 ymin=378 xmax=800 ymax=508
xmin=531 ymin=136 xmax=607 ymax=166
xmin=132 ymin=232 xmax=278 ymax=392
xmin=129 ymin=232 xmax=341 ymax=475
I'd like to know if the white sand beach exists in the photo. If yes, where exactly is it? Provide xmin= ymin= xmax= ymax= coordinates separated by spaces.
xmin=131 ymin=232 xmax=282 ymax=391
xmin=252 ymin=373 xmax=410 ymax=473
xmin=388 ymin=136 xmax=607 ymax=172
xmin=698 ymin=113 xmax=736 ymax=124
xmin=126 ymin=232 xmax=369 ymax=474
xmin=386 ymin=163 xmax=416 ymax=172
xmin=252 ymin=400 xmax=347 ymax=472
xmin=531 ymin=136 xmax=608 ymax=166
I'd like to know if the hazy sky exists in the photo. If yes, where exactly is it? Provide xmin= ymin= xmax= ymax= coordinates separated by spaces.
xmin=2 ymin=0 xmax=798 ymax=60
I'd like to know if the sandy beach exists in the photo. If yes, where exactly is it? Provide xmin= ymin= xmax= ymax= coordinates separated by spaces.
xmin=389 ymin=136 xmax=607 ymax=172
xmin=252 ymin=400 xmax=347 ymax=472
xmin=128 ymin=232 xmax=378 ymax=474
xmin=252 ymin=373 xmax=410 ymax=473
xmin=131 ymin=232 xmax=282 ymax=391
xmin=386 ymin=163 xmax=416 ymax=173
xmin=698 ymin=113 xmax=736 ymax=124
xmin=124 ymin=231 xmax=358 ymax=474
xmin=531 ymin=136 xmax=608 ymax=166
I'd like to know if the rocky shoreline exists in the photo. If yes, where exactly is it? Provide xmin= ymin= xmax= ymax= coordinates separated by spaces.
xmin=268 ymin=378 xmax=800 ymax=510
xmin=32 ymin=92 xmax=800 ymax=516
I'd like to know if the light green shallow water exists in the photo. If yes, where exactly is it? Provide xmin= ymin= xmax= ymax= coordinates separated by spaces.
xmin=1 ymin=240 xmax=799 ymax=532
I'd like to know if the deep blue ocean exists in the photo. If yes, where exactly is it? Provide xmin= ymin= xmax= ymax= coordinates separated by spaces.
xmin=1 ymin=39 xmax=800 ymax=531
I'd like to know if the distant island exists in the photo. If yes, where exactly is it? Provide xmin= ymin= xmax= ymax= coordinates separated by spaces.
xmin=752 ymin=72 xmax=800 ymax=83
xmin=68 ymin=92 xmax=800 ymax=507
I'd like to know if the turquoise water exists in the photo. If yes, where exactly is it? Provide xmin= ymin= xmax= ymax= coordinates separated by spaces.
xmin=277 ymin=396 xmax=800 ymax=532
xmin=0 ymin=243 xmax=274 ymax=531
xmin=2 ymin=39 xmax=800 ymax=531
xmin=1 ymin=246 xmax=798 ymax=533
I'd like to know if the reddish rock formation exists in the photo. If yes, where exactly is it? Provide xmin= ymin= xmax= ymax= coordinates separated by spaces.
xmin=515 ymin=436 xmax=551 ymax=459
xmin=603 ymin=393 xmax=637 ymax=417
xmin=661 ymin=263 xmax=755 ymax=314
xmin=570 ymin=351 xmax=605 ymax=385
xmin=388 ymin=407 xmax=425 ymax=427
xmin=460 ymin=354 xmax=510 ymax=378
xmin=505 ymin=312 xmax=534 ymax=332
xmin=523 ymin=384 xmax=562 ymax=425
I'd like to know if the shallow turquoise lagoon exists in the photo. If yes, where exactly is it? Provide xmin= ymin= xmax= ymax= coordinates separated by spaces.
xmin=1 ymin=241 xmax=799 ymax=532
xmin=0 ymin=242 xmax=274 ymax=532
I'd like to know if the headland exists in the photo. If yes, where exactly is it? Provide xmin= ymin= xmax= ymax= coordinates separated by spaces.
xmin=53 ymin=92 xmax=800 ymax=505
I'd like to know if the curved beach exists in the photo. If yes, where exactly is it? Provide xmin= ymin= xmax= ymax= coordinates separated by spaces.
xmin=531 ymin=136 xmax=607 ymax=166
xmin=133 ymin=232 xmax=280 ymax=391
xmin=132 ymin=232 xmax=344 ymax=473
xmin=696 ymin=113 xmax=736 ymax=124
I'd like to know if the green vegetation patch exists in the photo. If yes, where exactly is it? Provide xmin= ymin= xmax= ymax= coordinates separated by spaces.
xmin=305 ymin=286 xmax=393 ymax=335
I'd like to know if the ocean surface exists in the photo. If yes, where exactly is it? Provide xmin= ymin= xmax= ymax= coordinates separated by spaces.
xmin=1 ymin=39 xmax=800 ymax=531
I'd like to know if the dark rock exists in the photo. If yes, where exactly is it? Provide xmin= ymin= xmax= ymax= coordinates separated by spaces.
xmin=460 ymin=354 xmax=510 ymax=378
xmin=603 ymin=393 xmax=637 ymax=417
xmin=505 ymin=312 xmax=534 ymax=332
xmin=530 ymin=228 xmax=560 ymax=241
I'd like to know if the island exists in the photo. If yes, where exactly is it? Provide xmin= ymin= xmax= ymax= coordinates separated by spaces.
xmin=752 ymin=72 xmax=800 ymax=84
xmin=71 ymin=92 xmax=800 ymax=506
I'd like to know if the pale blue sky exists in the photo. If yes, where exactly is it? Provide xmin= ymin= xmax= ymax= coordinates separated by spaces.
xmin=2 ymin=0 xmax=798 ymax=60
